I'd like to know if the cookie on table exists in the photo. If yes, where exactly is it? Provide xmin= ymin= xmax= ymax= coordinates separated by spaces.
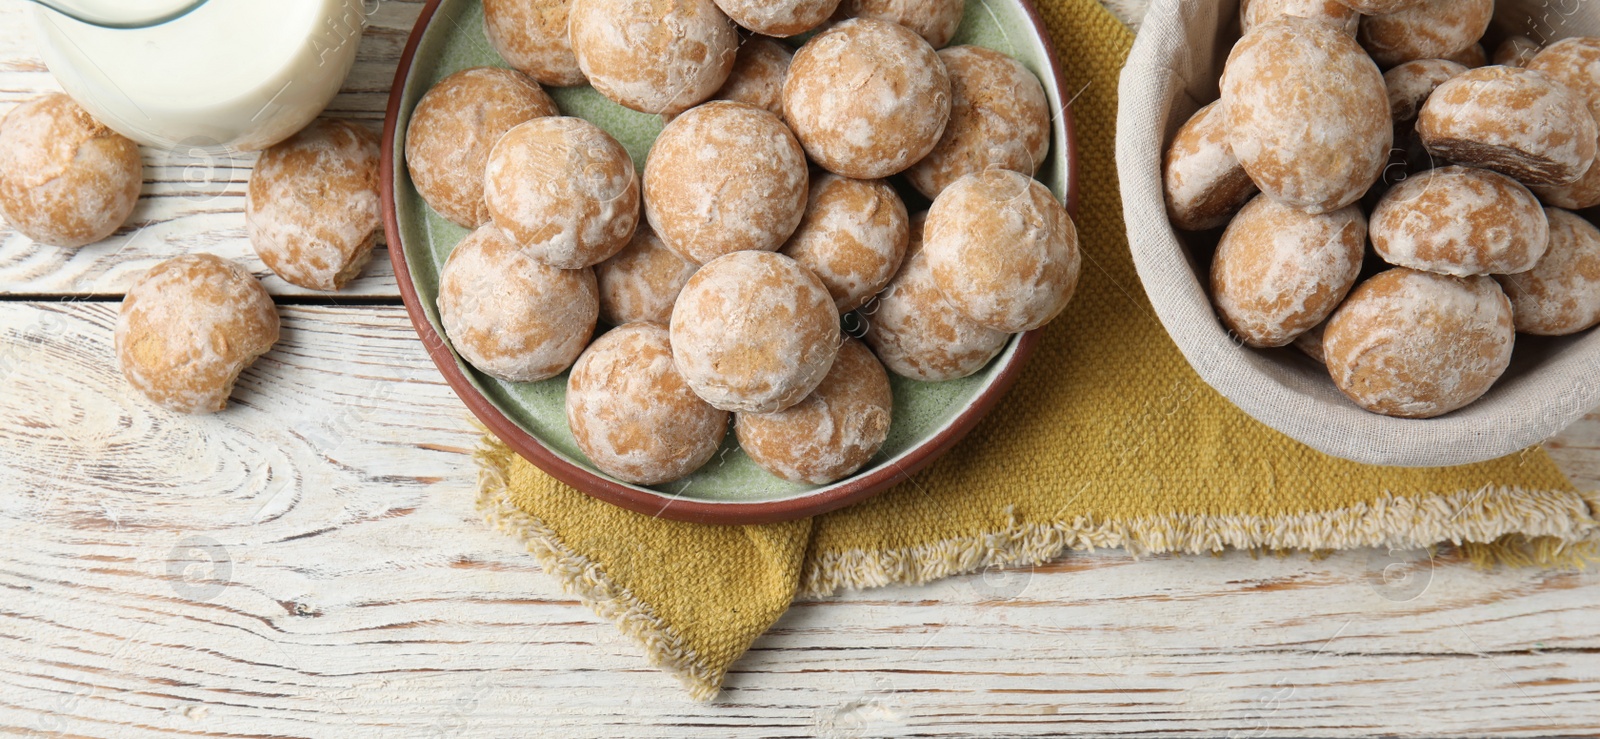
xmin=1163 ymin=100 xmax=1259 ymax=232
xmin=1527 ymin=38 xmax=1600 ymax=209
xmin=1418 ymin=65 xmax=1599 ymax=187
xmin=482 ymin=0 xmax=585 ymax=87
xmin=1497 ymin=208 xmax=1600 ymax=336
xmin=1370 ymin=166 xmax=1549 ymax=277
xmin=906 ymin=45 xmax=1052 ymax=200
xmin=863 ymin=213 xmax=1010 ymax=383
xmin=1323 ymin=267 xmax=1514 ymax=419
xmin=923 ymin=170 xmax=1080 ymax=333
xmin=1221 ymin=17 xmax=1390 ymax=214
xmin=781 ymin=173 xmax=909 ymax=314
xmin=484 ymin=117 xmax=639 ymax=269
xmin=116 ymin=254 xmax=279 ymax=414
xmin=1241 ymin=0 xmax=1359 ymax=37
xmin=669 ymin=251 xmax=840 ymax=413
xmin=835 ymin=0 xmax=964 ymax=49
xmin=247 ymin=119 xmax=381 ymax=292
xmin=1211 ymin=196 xmax=1366 ymax=348
xmin=714 ymin=38 xmax=793 ymax=117
xmin=436 ymin=225 xmax=597 ymax=383
xmin=568 ymin=0 xmax=738 ymax=115
xmin=713 ymin=0 xmax=839 ymax=37
xmin=0 ymin=93 xmax=141 ymax=248
xmin=567 ymin=323 xmax=729 ymax=485
xmin=737 ymin=338 xmax=891 ymax=485
xmin=783 ymin=18 xmax=952 ymax=179
xmin=643 ymin=101 xmax=808 ymax=264
xmin=1358 ymin=0 xmax=1493 ymax=68
xmin=596 ymin=226 xmax=698 ymax=327
xmin=405 ymin=67 xmax=557 ymax=228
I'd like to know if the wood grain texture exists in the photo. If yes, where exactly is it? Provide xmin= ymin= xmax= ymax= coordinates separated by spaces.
xmin=0 ymin=302 xmax=1597 ymax=737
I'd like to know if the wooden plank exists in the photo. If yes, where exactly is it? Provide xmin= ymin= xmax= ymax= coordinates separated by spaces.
xmin=0 ymin=302 xmax=1597 ymax=736
xmin=0 ymin=1 xmax=427 ymax=299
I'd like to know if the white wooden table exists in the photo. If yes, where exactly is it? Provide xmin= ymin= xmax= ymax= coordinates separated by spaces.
xmin=3 ymin=2 xmax=1599 ymax=736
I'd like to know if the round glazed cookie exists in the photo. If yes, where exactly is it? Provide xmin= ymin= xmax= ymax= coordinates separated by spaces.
xmin=0 ymin=93 xmax=141 ymax=248
xmin=714 ymin=38 xmax=793 ymax=116
xmin=1384 ymin=58 xmax=1468 ymax=127
xmin=482 ymin=0 xmax=585 ymax=87
xmin=246 ymin=119 xmax=381 ymax=291
xmin=405 ymin=67 xmax=558 ymax=228
xmin=566 ymin=323 xmax=729 ymax=485
xmin=668 ymin=250 xmax=840 ymax=413
xmin=836 ymin=0 xmax=964 ymax=48
xmin=115 ymin=254 xmax=279 ymax=414
xmin=1323 ymin=267 xmax=1514 ymax=419
xmin=736 ymin=338 xmax=891 ymax=485
xmin=780 ymin=173 xmax=909 ymax=313
xmin=1370 ymin=166 xmax=1549 ymax=276
xmin=1418 ymin=66 xmax=1599 ymax=187
xmin=1210 ymin=196 xmax=1366 ymax=348
xmin=595 ymin=226 xmax=698 ymax=326
xmin=1221 ymin=17 xmax=1390 ymax=214
xmin=923 ymin=170 xmax=1081 ymax=333
xmin=436 ymin=224 xmax=598 ymax=383
xmin=782 ymin=18 xmax=952 ymax=179
xmin=1163 ymin=101 xmax=1260 ymax=232
xmin=1497 ymin=208 xmax=1600 ymax=336
xmin=1358 ymin=0 xmax=1493 ymax=68
xmin=1527 ymin=38 xmax=1600 ymax=209
xmin=1441 ymin=42 xmax=1488 ymax=69
xmin=713 ymin=0 xmax=839 ymax=36
xmin=905 ymin=45 xmax=1052 ymax=200
xmin=568 ymin=0 xmax=738 ymax=115
xmin=863 ymin=213 xmax=1010 ymax=382
xmin=1495 ymin=36 xmax=1543 ymax=68
xmin=484 ymin=117 xmax=639 ymax=269
xmin=1242 ymin=0 xmax=1359 ymax=37
xmin=1334 ymin=0 xmax=1423 ymax=14
xmin=643 ymin=101 xmax=808 ymax=264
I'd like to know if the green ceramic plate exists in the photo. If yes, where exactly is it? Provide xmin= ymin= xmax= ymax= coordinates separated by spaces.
xmin=382 ymin=0 xmax=1078 ymax=524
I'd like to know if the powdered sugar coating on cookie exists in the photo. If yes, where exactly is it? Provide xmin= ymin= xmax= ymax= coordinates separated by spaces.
xmin=247 ymin=119 xmax=381 ymax=291
xmin=923 ymin=170 xmax=1081 ymax=333
xmin=1222 ymin=17 xmax=1391 ymax=214
xmin=906 ymin=45 xmax=1051 ymax=200
xmin=115 ymin=254 xmax=280 ymax=414
xmin=1358 ymin=0 xmax=1492 ymax=68
xmin=482 ymin=0 xmax=586 ymax=87
xmin=1164 ymin=101 xmax=1260 ymax=232
xmin=1323 ymin=267 xmax=1514 ymax=419
xmin=1383 ymin=58 xmax=1468 ymax=126
xmin=1212 ymin=196 xmax=1365 ymax=348
xmin=436 ymin=224 xmax=598 ymax=383
xmin=863 ymin=212 xmax=1009 ymax=382
xmin=0 ymin=93 xmax=142 ymax=248
xmin=568 ymin=0 xmax=738 ymax=115
xmin=485 ymin=117 xmax=639 ymax=269
xmin=567 ymin=322 xmax=729 ymax=485
xmin=781 ymin=174 xmax=908 ymax=313
xmin=644 ymin=101 xmax=809 ymax=264
xmin=714 ymin=0 xmax=839 ymax=36
xmin=669 ymin=250 xmax=840 ymax=413
xmin=1528 ymin=38 xmax=1600 ymax=208
xmin=1418 ymin=66 xmax=1599 ymax=187
xmin=1370 ymin=166 xmax=1548 ymax=276
xmin=405 ymin=67 xmax=558 ymax=228
xmin=596 ymin=225 xmax=698 ymax=326
xmin=836 ymin=0 xmax=964 ymax=48
xmin=1334 ymin=0 xmax=1424 ymax=14
xmin=736 ymin=338 xmax=891 ymax=484
xmin=1242 ymin=0 xmax=1359 ymax=37
xmin=1497 ymin=208 xmax=1600 ymax=336
xmin=782 ymin=18 xmax=952 ymax=179
xmin=714 ymin=37 xmax=793 ymax=117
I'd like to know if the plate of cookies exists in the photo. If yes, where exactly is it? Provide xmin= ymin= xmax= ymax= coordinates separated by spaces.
xmin=1120 ymin=0 xmax=1600 ymax=467
xmin=382 ymin=0 xmax=1080 ymax=523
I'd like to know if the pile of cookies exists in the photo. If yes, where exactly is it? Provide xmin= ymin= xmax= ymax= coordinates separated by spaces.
xmin=1165 ymin=0 xmax=1600 ymax=420
xmin=0 ymin=87 xmax=384 ymax=413
xmin=409 ymin=0 xmax=1080 ymax=487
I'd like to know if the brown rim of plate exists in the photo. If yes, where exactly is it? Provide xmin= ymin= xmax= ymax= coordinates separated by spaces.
xmin=381 ymin=0 xmax=1080 ymax=526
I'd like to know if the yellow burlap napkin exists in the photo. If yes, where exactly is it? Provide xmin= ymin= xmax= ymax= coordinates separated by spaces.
xmin=474 ymin=0 xmax=1600 ymax=701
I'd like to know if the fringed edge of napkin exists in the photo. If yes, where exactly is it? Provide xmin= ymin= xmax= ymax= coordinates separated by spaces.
xmin=474 ymin=439 xmax=726 ymax=701
xmin=800 ymin=486 xmax=1600 ymax=598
